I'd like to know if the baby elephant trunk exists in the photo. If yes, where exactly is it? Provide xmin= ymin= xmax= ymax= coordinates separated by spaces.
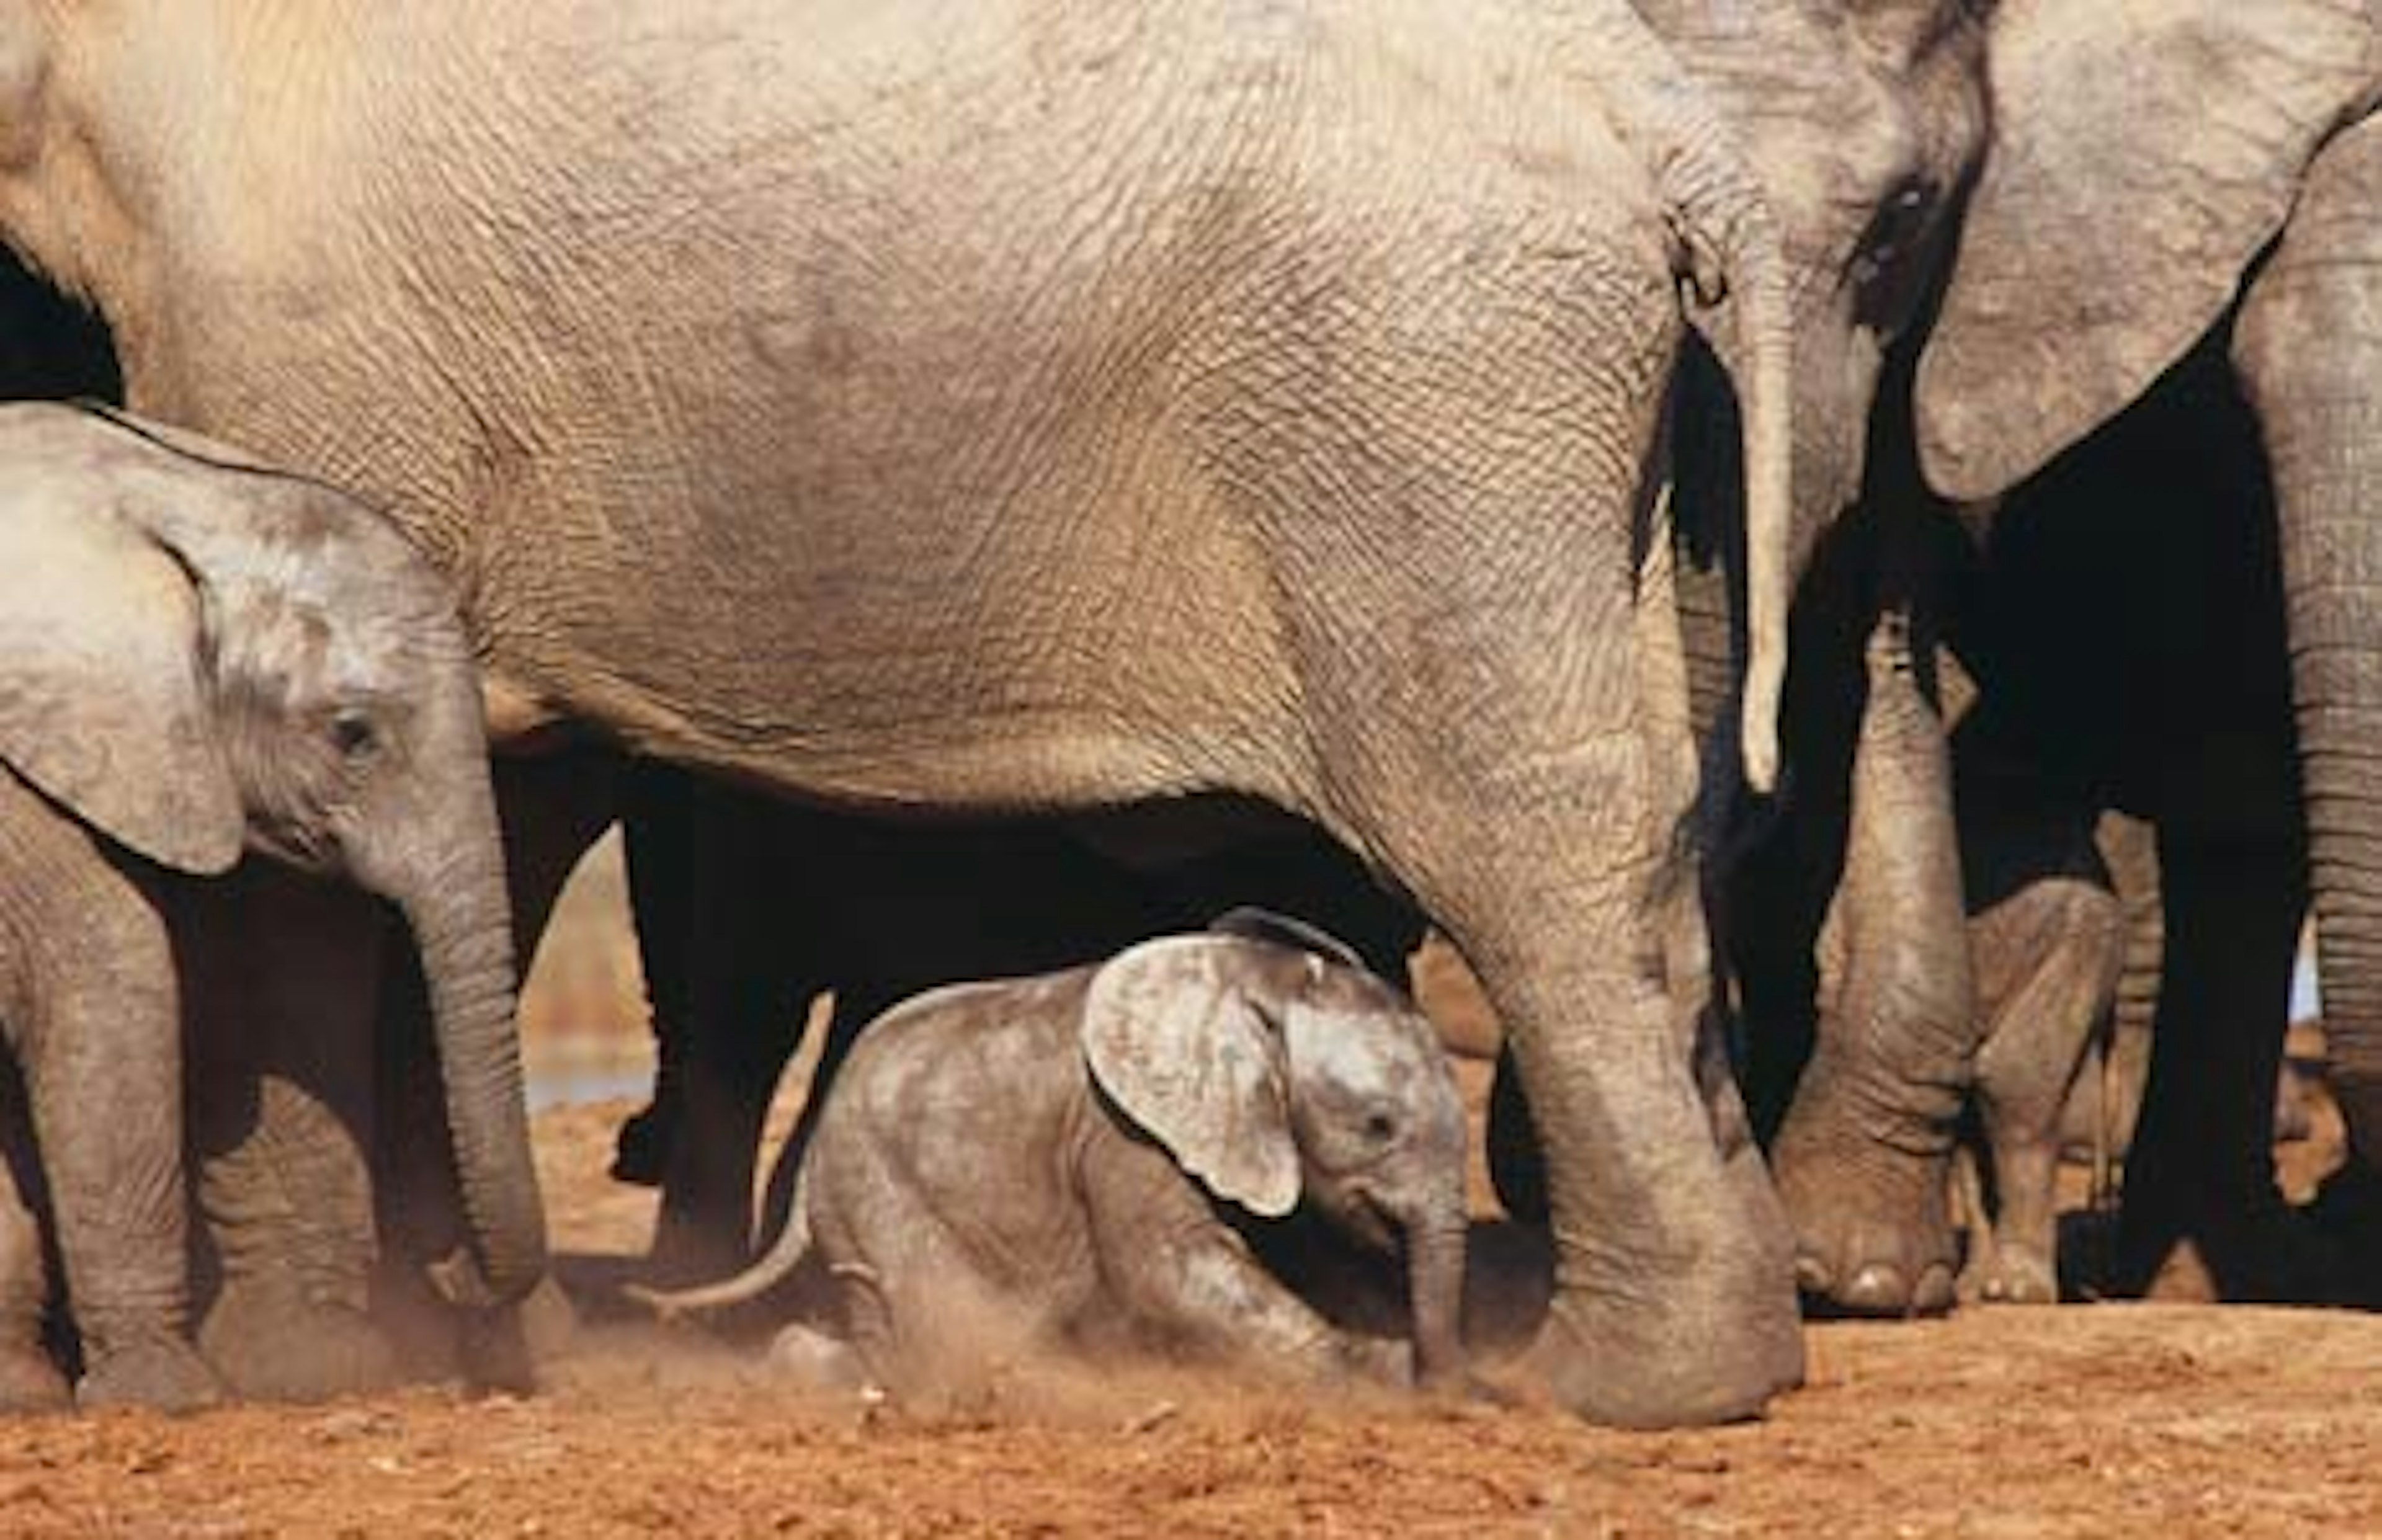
xmin=1402 ymin=1204 xmax=1468 ymax=1391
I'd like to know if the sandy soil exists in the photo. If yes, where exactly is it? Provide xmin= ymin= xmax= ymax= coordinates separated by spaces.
xmin=1 ymin=845 xmax=2373 ymax=1538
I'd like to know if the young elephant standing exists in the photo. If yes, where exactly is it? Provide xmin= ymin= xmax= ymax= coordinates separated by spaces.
xmin=0 ymin=403 xmax=542 ymax=1411
xmin=638 ymin=919 xmax=1470 ymax=1397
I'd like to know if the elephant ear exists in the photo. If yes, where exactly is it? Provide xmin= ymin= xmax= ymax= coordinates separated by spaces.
xmin=0 ymin=491 xmax=244 ymax=873
xmin=1917 ymin=0 xmax=2378 ymax=501
xmin=1206 ymin=907 xmax=1365 ymax=973
xmin=1081 ymin=935 xmax=1301 ymax=1217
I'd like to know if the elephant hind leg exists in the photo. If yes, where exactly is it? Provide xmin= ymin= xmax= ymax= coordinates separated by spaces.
xmin=0 ymin=1057 xmax=66 ymax=1412
xmin=1965 ymin=863 xmax=2124 ymax=1306
xmin=2116 ymin=832 xmax=2316 ymax=1302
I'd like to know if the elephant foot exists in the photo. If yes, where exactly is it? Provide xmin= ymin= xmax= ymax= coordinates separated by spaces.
xmin=1958 ymin=1239 xmax=2058 ymax=1307
xmin=768 ymin=1322 xmax=864 ymax=1390
xmin=2309 ymin=1165 xmax=2382 ymax=1307
xmin=610 ymin=1100 xmax=676 ymax=1189
xmin=2117 ymin=1188 xmax=2340 ymax=1304
xmin=201 ymin=1293 xmax=398 ymax=1404
xmin=1511 ymin=1281 xmax=1802 ymax=1428
xmin=0 ymin=1343 xmax=69 ymax=1415
xmin=1771 ymin=1111 xmax=1958 ymax=1317
xmin=78 ymin=1338 xmax=225 ymax=1415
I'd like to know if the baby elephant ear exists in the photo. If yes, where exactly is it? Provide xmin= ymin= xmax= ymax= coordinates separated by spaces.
xmin=0 ymin=497 xmax=244 ymax=874
xmin=1081 ymin=935 xmax=1301 ymax=1217
xmin=1207 ymin=907 xmax=1364 ymax=972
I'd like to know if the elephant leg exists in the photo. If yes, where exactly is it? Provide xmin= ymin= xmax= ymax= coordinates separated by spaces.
xmin=8 ymin=847 xmax=218 ymax=1412
xmin=612 ymin=765 xmax=698 ymax=1188
xmin=2115 ymin=830 xmax=2310 ymax=1301
xmin=1314 ymin=615 xmax=1799 ymax=1423
xmin=1962 ymin=812 xmax=2123 ymax=1306
xmin=1771 ymin=608 xmax=1972 ymax=1317
xmin=645 ymin=780 xmax=817 ymax=1286
xmin=2053 ymin=816 xmax=2162 ymax=1170
xmin=185 ymin=866 xmax=396 ymax=1403
xmin=0 ymin=1056 xmax=66 ymax=1411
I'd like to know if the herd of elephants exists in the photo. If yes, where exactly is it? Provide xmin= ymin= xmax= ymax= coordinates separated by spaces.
xmin=0 ymin=0 xmax=2363 ymax=1433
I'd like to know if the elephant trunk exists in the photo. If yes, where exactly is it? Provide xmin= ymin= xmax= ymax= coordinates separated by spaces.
xmin=1401 ymin=1204 xmax=1468 ymax=1391
xmin=1575 ymin=0 xmax=1795 ymax=793
xmin=369 ymin=688 xmax=548 ymax=1309
xmin=2267 ymin=389 xmax=2382 ymax=1179
xmin=2238 ymin=195 xmax=2382 ymax=1224
xmin=399 ymin=857 xmax=547 ymax=1308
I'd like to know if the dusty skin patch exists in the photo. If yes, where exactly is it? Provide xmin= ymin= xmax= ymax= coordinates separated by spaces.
xmin=1 ymin=848 xmax=2363 ymax=1536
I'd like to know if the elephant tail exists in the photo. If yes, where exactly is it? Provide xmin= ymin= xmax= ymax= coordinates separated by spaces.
xmin=1577 ymin=0 xmax=1796 ymax=793
xmin=627 ymin=1168 xmax=819 ymax=1319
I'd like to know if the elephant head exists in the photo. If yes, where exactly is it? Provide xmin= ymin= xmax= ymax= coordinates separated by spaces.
xmin=1081 ymin=917 xmax=1470 ymax=1389
xmin=1647 ymin=0 xmax=1989 ymax=573
xmin=0 ymin=401 xmax=545 ymax=1306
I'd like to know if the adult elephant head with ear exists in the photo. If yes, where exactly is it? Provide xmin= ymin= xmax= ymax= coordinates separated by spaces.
xmin=1916 ymin=0 xmax=2381 ymax=1290
xmin=0 ymin=403 xmax=545 ymax=1374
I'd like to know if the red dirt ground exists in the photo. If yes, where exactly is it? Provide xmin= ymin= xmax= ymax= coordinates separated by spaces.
xmin=1 ymin=843 xmax=2372 ymax=1538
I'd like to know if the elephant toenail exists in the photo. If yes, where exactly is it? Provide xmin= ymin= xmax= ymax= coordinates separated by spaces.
xmin=1795 ymin=1254 xmax=1835 ymax=1296
xmin=1840 ymin=1263 xmax=1910 ymax=1314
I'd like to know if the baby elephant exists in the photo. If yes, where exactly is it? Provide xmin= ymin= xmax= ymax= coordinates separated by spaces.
xmin=0 ymin=403 xmax=539 ymax=1412
xmin=640 ymin=915 xmax=1470 ymax=1396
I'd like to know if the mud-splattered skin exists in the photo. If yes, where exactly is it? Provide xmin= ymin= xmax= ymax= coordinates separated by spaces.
xmin=639 ymin=932 xmax=1470 ymax=1398
xmin=0 ymin=0 xmax=1824 ymax=1424
xmin=0 ymin=403 xmax=534 ymax=1411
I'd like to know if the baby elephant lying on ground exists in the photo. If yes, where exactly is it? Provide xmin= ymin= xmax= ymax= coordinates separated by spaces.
xmin=638 ymin=915 xmax=1470 ymax=1396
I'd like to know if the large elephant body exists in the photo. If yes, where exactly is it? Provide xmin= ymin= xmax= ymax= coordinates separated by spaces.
xmin=0 ymin=0 xmax=1850 ymax=1425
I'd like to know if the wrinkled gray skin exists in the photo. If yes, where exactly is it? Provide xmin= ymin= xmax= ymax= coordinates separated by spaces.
xmin=636 ymin=927 xmax=1471 ymax=1398
xmin=1914 ymin=0 xmax=2381 ymax=1301
xmin=611 ymin=1 xmax=1994 ymax=1352
xmin=1612 ymin=0 xmax=1989 ymax=1319
xmin=615 ymin=772 xmax=1423 ymax=1289
xmin=0 ymin=403 xmax=537 ymax=1411
xmin=0 ymin=0 xmax=1839 ymax=1424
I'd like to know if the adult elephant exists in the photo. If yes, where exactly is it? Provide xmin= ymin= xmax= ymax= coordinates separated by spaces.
xmin=626 ymin=0 xmax=1999 ymax=1326
xmin=0 ymin=0 xmax=1983 ymax=1425
xmin=1914 ymin=0 xmax=2381 ymax=1298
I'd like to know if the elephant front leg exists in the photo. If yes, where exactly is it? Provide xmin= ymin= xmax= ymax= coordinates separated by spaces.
xmin=1339 ymin=726 xmax=1799 ymax=1424
xmin=1082 ymin=1159 xmax=1411 ymax=1391
xmin=183 ymin=868 xmax=396 ymax=1403
xmin=2115 ymin=830 xmax=2311 ymax=1301
xmin=32 ymin=957 xmax=221 ymax=1412
xmin=1770 ymin=609 xmax=1973 ymax=1317
xmin=1964 ymin=853 xmax=2123 ymax=1306
xmin=0 ymin=1060 xmax=66 ymax=1411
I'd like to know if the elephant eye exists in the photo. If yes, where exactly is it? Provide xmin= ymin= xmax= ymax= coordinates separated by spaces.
xmin=1855 ymin=177 xmax=1934 ymax=281
xmin=330 ymin=710 xmax=379 ymax=759
xmin=1363 ymin=1111 xmax=1398 ymax=1144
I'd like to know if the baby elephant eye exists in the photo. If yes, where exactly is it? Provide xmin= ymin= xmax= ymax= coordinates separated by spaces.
xmin=1363 ymin=1111 xmax=1399 ymax=1144
xmin=330 ymin=710 xmax=379 ymax=759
